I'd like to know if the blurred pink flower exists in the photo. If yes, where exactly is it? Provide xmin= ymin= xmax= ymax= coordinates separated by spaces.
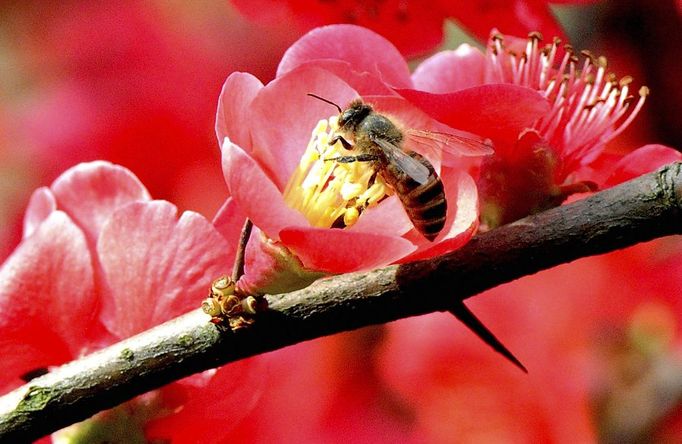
xmin=215 ymin=331 xmax=426 ymax=443
xmin=399 ymin=32 xmax=682 ymax=226
xmin=230 ymin=0 xmax=595 ymax=57
xmin=0 ymin=161 xmax=262 ymax=443
xmin=0 ymin=2 xmax=300 ymax=265
xmin=215 ymin=25 xmax=549 ymax=293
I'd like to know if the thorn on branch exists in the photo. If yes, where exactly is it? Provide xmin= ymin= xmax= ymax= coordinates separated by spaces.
xmin=449 ymin=302 xmax=527 ymax=373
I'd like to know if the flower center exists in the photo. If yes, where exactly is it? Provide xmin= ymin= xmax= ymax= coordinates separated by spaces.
xmin=488 ymin=32 xmax=648 ymax=173
xmin=282 ymin=116 xmax=391 ymax=228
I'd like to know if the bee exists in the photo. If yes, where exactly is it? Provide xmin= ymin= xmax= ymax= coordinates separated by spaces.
xmin=308 ymin=94 xmax=493 ymax=241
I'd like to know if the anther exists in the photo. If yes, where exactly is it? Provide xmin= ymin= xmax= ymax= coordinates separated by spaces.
xmin=619 ymin=75 xmax=633 ymax=87
xmin=343 ymin=207 xmax=360 ymax=226
xmin=584 ymin=98 xmax=605 ymax=110
xmin=528 ymin=31 xmax=543 ymax=41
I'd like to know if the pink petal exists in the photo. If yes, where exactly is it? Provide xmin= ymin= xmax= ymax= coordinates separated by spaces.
xmin=364 ymin=94 xmax=447 ymax=131
xmin=571 ymin=151 xmax=621 ymax=187
xmin=279 ymin=226 xmax=416 ymax=273
xmin=248 ymin=66 xmax=358 ymax=189
xmin=400 ymin=170 xmax=479 ymax=262
xmin=22 ymin=187 xmax=57 ymax=239
xmin=50 ymin=161 xmax=151 ymax=245
xmin=286 ymin=59 xmax=396 ymax=95
xmin=145 ymin=359 xmax=266 ymax=443
xmin=0 ymin=211 xmax=98 ymax=392
xmin=236 ymin=225 xmax=325 ymax=295
xmin=222 ymin=141 xmax=308 ymax=240
xmin=97 ymin=201 xmax=233 ymax=338
xmin=412 ymin=45 xmax=487 ymax=93
xmin=349 ymin=195 xmax=413 ymax=236
xmin=216 ymin=72 xmax=264 ymax=151
xmin=603 ymin=144 xmax=682 ymax=188
xmin=212 ymin=197 xmax=248 ymax=249
xmin=277 ymin=24 xmax=412 ymax=89
xmin=397 ymin=84 xmax=550 ymax=147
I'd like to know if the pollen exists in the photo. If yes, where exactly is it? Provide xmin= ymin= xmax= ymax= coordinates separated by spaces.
xmin=282 ymin=116 xmax=391 ymax=229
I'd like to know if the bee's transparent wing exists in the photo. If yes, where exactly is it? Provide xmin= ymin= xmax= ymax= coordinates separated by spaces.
xmin=372 ymin=137 xmax=431 ymax=185
xmin=406 ymin=128 xmax=494 ymax=157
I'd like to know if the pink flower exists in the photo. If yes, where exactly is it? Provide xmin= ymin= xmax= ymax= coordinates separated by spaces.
xmin=399 ymin=32 xmax=682 ymax=226
xmin=230 ymin=0 xmax=594 ymax=57
xmin=0 ymin=161 xmax=257 ymax=442
xmin=216 ymin=25 xmax=549 ymax=293
xmin=0 ymin=2 xmax=300 ymax=265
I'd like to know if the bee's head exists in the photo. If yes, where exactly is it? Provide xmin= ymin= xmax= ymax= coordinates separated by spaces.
xmin=306 ymin=94 xmax=372 ymax=131
xmin=338 ymin=100 xmax=372 ymax=131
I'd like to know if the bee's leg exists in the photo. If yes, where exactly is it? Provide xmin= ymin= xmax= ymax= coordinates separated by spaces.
xmin=329 ymin=135 xmax=354 ymax=150
xmin=325 ymin=154 xmax=380 ymax=163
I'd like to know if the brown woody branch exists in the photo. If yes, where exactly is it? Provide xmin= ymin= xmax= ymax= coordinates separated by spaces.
xmin=0 ymin=162 xmax=681 ymax=442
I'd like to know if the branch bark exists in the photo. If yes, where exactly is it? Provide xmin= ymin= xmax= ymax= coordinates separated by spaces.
xmin=1 ymin=162 xmax=681 ymax=441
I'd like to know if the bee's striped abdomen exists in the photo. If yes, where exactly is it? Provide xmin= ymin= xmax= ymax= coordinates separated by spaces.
xmin=381 ymin=152 xmax=447 ymax=241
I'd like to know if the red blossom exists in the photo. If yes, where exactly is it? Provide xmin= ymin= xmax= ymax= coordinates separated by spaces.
xmin=216 ymin=25 xmax=549 ymax=292
xmin=0 ymin=161 xmax=259 ymax=442
xmin=230 ymin=0 xmax=595 ymax=57
xmin=399 ymin=31 xmax=682 ymax=227
xmin=0 ymin=2 xmax=301 ymax=267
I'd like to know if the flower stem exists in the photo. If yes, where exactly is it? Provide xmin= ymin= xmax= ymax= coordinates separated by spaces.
xmin=231 ymin=218 xmax=253 ymax=282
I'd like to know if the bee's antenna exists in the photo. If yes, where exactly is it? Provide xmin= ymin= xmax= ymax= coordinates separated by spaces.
xmin=307 ymin=93 xmax=342 ymax=114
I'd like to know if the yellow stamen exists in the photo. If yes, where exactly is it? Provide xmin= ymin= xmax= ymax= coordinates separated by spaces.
xmin=283 ymin=116 xmax=391 ymax=228
xmin=343 ymin=207 xmax=359 ymax=226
